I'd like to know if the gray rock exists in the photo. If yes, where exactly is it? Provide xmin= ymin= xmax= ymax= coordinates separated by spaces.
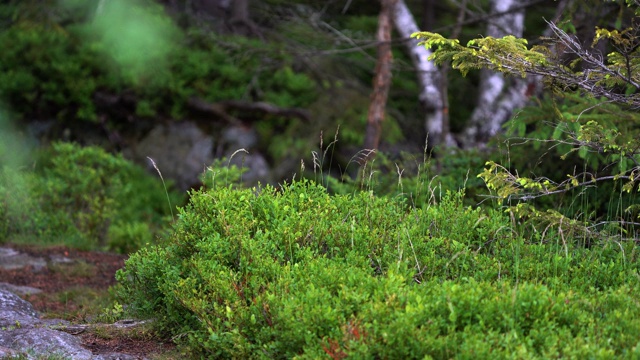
xmin=222 ymin=125 xmax=258 ymax=150
xmin=0 ymin=345 xmax=26 ymax=359
xmin=49 ymin=253 xmax=75 ymax=265
xmin=0 ymin=289 xmax=92 ymax=359
xmin=0 ymin=328 xmax=93 ymax=360
xmin=0 ymin=288 xmax=38 ymax=326
xmin=0 ymin=248 xmax=46 ymax=271
xmin=128 ymin=121 xmax=214 ymax=191
xmin=0 ymin=283 xmax=42 ymax=296
xmin=0 ymin=289 xmax=149 ymax=359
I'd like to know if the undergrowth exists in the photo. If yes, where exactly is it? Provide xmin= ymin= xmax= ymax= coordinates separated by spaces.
xmin=116 ymin=172 xmax=640 ymax=358
xmin=1 ymin=133 xmax=638 ymax=358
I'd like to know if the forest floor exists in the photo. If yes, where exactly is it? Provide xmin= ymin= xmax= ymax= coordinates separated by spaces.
xmin=0 ymin=243 xmax=180 ymax=359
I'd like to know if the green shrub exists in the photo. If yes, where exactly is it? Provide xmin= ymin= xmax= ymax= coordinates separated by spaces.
xmin=116 ymin=179 xmax=640 ymax=357
xmin=107 ymin=221 xmax=153 ymax=254
xmin=199 ymin=158 xmax=248 ymax=190
xmin=0 ymin=141 xmax=181 ymax=251
xmin=0 ymin=167 xmax=50 ymax=243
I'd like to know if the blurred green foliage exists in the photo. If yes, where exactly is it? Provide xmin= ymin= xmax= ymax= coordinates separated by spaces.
xmin=0 ymin=24 xmax=99 ymax=120
xmin=0 ymin=142 xmax=183 ymax=252
xmin=0 ymin=1 xmax=318 ymax=123
xmin=83 ymin=0 xmax=179 ymax=82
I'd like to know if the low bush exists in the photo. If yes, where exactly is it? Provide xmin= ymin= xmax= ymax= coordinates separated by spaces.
xmin=116 ymin=179 xmax=640 ymax=358
xmin=0 ymin=141 xmax=182 ymax=252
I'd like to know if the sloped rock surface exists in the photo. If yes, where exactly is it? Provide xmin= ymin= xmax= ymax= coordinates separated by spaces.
xmin=0 ymin=247 xmax=153 ymax=359
xmin=0 ymin=327 xmax=93 ymax=360
xmin=0 ymin=287 xmax=38 ymax=323
xmin=0 ymin=282 xmax=42 ymax=296
xmin=0 ymin=289 xmax=94 ymax=359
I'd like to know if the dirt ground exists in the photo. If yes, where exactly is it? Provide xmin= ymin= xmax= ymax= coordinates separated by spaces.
xmin=0 ymin=244 xmax=179 ymax=359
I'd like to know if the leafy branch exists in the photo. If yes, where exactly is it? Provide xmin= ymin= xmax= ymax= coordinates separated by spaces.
xmin=478 ymin=160 xmax=639 ymax=202
xmin=413 ymin=20 xmax=640 ymax=108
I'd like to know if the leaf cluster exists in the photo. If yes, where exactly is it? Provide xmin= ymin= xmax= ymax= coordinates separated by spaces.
xmin=413 ymin=32 xmax=548 ymax=77
xmin=481 ymin=91 xmax=640 ymax=234
xmin=413 ymin=11 xmax=640 ymax=107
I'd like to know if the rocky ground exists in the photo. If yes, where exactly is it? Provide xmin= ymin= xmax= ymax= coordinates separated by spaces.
xmin=0 ymin=244 xmax=179 ymax=359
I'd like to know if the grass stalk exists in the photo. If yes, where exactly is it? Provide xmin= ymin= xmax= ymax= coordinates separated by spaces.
xmin=147 ymin=157 xmax=174 ymax=223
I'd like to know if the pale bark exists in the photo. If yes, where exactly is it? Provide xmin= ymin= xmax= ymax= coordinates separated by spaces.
xmin=460 ymin=0 xmax=528 ymax=148
xmin=393 ymin=0 xmax=453 ymax=147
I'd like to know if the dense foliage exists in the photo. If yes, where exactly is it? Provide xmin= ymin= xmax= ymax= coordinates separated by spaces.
xmin=116 ymin=179 xmax=640 ymax=358
xmin=0 ymin=15 xmax=317 ymax=122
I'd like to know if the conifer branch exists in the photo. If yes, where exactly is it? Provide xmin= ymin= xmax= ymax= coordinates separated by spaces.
xmin=414 ymin=20 xmax=640 ymax=108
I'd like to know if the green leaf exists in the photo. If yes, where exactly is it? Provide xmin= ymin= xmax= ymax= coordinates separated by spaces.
xmin=619 ymin=158 xmax=628 ymax=173
xmin=578 ymin=146 xmax=589 ymax=159
xmin=552 ymin=123 xmax=565 ymax=140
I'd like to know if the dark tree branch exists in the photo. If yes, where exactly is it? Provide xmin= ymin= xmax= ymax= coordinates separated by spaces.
xmin=511 ymin=174 xmax=635 ymax=201
xmin=187 ymin=97 xmax=243 ymax=125
xmin=220 ymin=100 xmax=311 ymax=122
xmin=188 ymin=97 xmax=311 ymax=123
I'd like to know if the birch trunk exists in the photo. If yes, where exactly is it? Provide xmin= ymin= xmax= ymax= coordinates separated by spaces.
xmin=393 ymin=0 xmax=452 ymax=147
xmin=460 ymin=0 xmax=528 ymax=148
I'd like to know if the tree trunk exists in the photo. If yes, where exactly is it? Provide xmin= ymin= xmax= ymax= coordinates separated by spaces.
xmin=228 ymin=0 xmax=261 ymax=37
xmin=421 ymin=0 xmax=435 ymax=31
xmin=231 ymin=0 xmax=249 ymax=21
xmin=459 ymin=0 xmax=527 ymax=148
xmin=190 ymin=0 xmax=229 ymax=18
xmin=393 ymin=0 xmax=452 ymax=148
xmin=363 ymin=0 xmax=397 ymax=159
xmin=435 ymin=0 xmax=468 ymax=154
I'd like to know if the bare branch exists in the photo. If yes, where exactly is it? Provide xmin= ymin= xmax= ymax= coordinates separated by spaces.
xmin=511 ymin=173 xmax=635 ymax=201
xmin=187 ymin=97 xmax=311 ymax=124
xmin=547 ymin=21 xmax=640 ymax=89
